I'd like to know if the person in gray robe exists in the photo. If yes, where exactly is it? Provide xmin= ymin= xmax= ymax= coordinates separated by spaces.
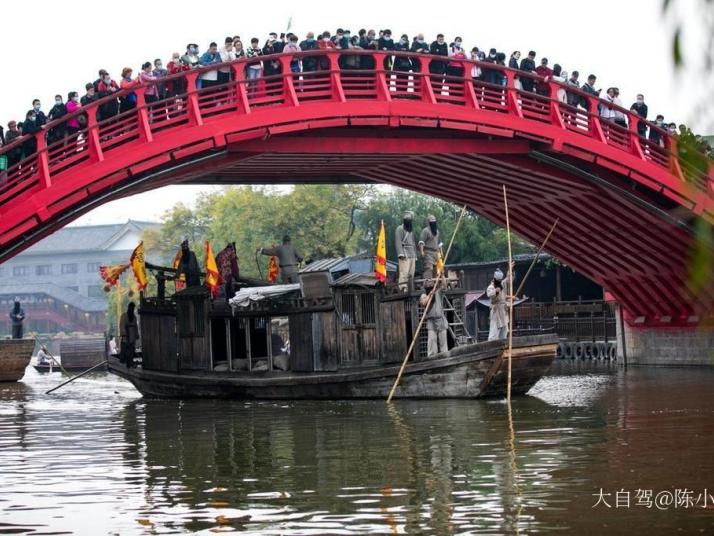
xmin=419 ymin=214 xmax=442 ymax=280
xmin=395 ymin=211 xmax=417 ymax=291
xmin=260 ymin=235 xmax=304 ymax=284
xmin=486 ymin=265 xmax=514 ymax=341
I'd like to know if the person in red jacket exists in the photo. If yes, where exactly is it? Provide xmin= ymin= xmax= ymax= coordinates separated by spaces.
xmin=535 ymin=57 xmax=553 ymax=96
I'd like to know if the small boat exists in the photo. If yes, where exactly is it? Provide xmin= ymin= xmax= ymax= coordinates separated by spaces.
xmin=108 ymin=261 xmax=556 ymax=399
xmin=33 ymin=361 xmax=108 ymax=373
xmin=0 ymin=339 xmax=35 ymax=382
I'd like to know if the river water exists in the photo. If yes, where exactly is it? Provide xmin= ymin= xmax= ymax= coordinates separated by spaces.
xmin=1 ymin=362 xmax=714 ymax=535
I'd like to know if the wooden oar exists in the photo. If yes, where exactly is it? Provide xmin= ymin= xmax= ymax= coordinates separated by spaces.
xmin=45 ymin=361 xmax=108 ymax=395
xmin=387 ymin=205 xmax=468 ymax=402
xmin=503 ymin=185 xmax=514 ymax=404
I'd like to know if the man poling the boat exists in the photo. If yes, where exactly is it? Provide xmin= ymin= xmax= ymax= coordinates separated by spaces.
xmin=420 ymin=278 xmax=448 ymax=357
xmin=258 ymin=235 xmax=304 ymax=284
xmin=37 ymin=346 xmax=51 ymax=366
xmin=486 ymin=263 xmax=515 ymax=341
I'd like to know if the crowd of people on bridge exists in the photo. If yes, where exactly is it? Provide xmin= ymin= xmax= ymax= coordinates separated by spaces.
xmin=1 ymin=27 xmax=711 ymax=172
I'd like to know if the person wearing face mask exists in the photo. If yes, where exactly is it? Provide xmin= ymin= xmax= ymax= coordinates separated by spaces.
xmin=565 ymin=71 xmax=581 ymax=107
xmin=481 ymin=48 xmax=499 ymax=85
xmin=153 ymin=58 xmax=168 ymax=99
xmin=378 ymin=29 xmax=394 ymax=52
xmin=535 ymin=57 xmax=552 ymax=96
xmin=446 ymin=39 xmax=466 ymax=78
xmin=47 ymin=95 xmax=67 ymax=145
xmin=140 ymin=62 xmax=159 ymax=108
xmin=630 ymin=94 xmax=648 ymax=138
xmin=300 ymin=32 xmax=319 ymax=72
xmin=65 ymin=92 xmax=82 ymax=137
xmin=419 ymin=215 xmax=442 ymax=280
xmin=394 ymin=34 xmax=412 ymax=74
xmin=263 ymin=33 xmax=282 ymax=77
xmin=22 ymin=106 xmax=44 ymax=158
xmin=359 ymin=29 xmax=378 ymax=70
xmin=119 ymin=67 xmax=138 ymax=113
xmin=409 ymin=33 xmax=428 ymax=72
xmin=519 ymin=51 xmax=537 ymax=92
xmin=181 ymin=43 xmax=200 ymax=69
xmin=246 ymin=38 xmax=263 ymax=96
xmin=283 ymin=34 xmax=302 ymax=73
xmin=429 ymin=34 xmax=448 ymax=76
xmin=395 ymin=210 xmax=417 ymax=292
xmin=98 ymin=72 xmax=120 ymax=119
xmin=318 ymin=31 xmax=336 ymax=71
xmin=649 ymin=114 xmax=665 ymax=147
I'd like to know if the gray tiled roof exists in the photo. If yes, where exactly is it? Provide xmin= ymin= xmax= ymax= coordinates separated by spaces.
xmin=0 ymin=283 xmax=108 ymax=312
xmin=447 ymin=252 xmax=551 ymax=269
xmin=22 ymin=220 xmax=159 ymax=255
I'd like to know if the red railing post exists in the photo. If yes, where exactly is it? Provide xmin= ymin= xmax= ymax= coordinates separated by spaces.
xmin=666 ymin=135 xmax=686 ymax=182
xmin=185 ymin=72 xmax=203 ymax=126
xmin=329 ymin=52 xmax=346 ymax=102
xmin=86 ymin=103 xmax=104 ymax=163
xmin=588 ymin=96 xmax=607 ymax=143
xmin=35 ymin=132 xmax=51 ymax=188
xmin=232 ymin=63 xmax=251 ymax=115
xmin=505 ymin=70 xmax=522 ymax=118
xmin=372 ymin=52 xmax=392 ymax=102
xmin=134 ymin=87 xmax=153 ymax=143
xmin=280 ymin=55 xmax=300 ymax=107
xmin=419 ymin=57 xmax=437 ymax=104
xmin=462 ymin=60 xmax=481 ymax=110
xmin=628 ymin=111 xmax=646 ymax=160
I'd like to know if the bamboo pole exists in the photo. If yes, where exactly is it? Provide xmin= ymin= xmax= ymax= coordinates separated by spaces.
xmin=387 ymin=205 xmax=468 ymax=402
xmin=513 ymin=218 xmax=559 ymax=298
xmin=503 ymin=185 xmax=514 ymax=404
xmin=45 ymin=361 xmax=108 ymax=395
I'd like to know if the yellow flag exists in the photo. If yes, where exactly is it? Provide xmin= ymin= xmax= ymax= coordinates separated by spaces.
xmin=436 ymin=249 xmax=444 ymax=276
xmin=375 ymin=220 xmax=387 ymax=283
xmin=204 ymin=240 xmax=221 ymax=297
xmin=130 ymin=241 xmax=148 ymax=290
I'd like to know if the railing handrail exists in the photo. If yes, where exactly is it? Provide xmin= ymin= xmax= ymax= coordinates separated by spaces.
xmin=0 ymin=49 xmax=694 ymax=155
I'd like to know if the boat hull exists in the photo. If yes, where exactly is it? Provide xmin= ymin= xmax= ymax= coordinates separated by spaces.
xmin=109 ymin=335 xmax=557 ymax=400
xmin=0 ymin=339 xmax=35 ymax=382
xmin=33 ymin=362 xmax=108 ymax=373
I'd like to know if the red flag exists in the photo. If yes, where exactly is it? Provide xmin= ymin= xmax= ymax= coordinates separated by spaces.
xmin=267 ymin=255 xmax=279 ymax=284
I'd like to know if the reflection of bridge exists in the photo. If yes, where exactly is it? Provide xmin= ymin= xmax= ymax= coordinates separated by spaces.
xmin=1 ymin=50 xmax=713 ymax=358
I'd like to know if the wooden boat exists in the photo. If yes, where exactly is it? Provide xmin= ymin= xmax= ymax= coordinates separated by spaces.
xmin=108 ymin=264 xmax=556 ymax=399
xmin=0 ymin=339 xmax=35 ymax=382
xmin=109 ymin=335 xmax=556 ymax=399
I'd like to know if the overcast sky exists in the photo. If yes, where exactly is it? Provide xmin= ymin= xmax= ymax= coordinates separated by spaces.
xmin=1 ymin=0 xmax=708 ymax=226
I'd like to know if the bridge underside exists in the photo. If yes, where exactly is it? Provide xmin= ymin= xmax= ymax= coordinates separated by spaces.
xmin=63 ymin=130 xmax=704 ymax=325
xmin=2 ymin=129 xmax=711 ymax=325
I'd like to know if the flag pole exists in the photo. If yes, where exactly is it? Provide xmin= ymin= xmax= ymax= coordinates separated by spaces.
xmin=387 ymin=205 xmax=468 ymax=402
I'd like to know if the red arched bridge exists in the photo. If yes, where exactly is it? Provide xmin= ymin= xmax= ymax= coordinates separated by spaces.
xmin=1 ymin=50 xmax=713 ymax=326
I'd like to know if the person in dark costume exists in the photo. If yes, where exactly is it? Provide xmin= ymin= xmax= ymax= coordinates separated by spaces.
xmin=177 ymin=239 xmax=202 ymax=287
xmin=119 ymin=302 xmax=139 ymax=367
xmin=9 ymin=300 xmax=25 ymax=339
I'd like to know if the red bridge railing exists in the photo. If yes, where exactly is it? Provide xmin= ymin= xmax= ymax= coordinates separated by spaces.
xmin=1 ymin=50 xmax=712 ymax=210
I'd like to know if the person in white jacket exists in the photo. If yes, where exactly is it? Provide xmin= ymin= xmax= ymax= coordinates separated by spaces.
xmin=218 ymin=37 xmax=237 ymax=86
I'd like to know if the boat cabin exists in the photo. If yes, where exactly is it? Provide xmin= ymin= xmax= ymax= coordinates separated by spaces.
xmin=138 ymin=266 xmax=472 ymax=375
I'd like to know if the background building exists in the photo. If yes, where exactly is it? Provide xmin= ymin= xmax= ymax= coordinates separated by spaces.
xmin=0 ymin=221 xmax=158 ymax=335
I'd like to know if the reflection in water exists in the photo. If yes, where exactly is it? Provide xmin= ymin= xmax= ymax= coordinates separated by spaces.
xmin=1 ymin=363 xmax=714 ymax=534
